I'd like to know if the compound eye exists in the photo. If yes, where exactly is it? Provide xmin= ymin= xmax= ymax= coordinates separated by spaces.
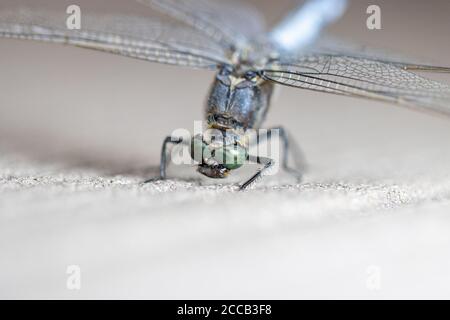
xmin=216 ymin=66 xmax=233 ymax=84
xmin=244 ymin=70 xmax=258 ymax=81
xmin=219 ymin=66 xmax=232 ymax=76
xmin=213 ymin=145 xmax=247 ymax=170
xmin=190 ymin=136 xmax=206 ymax=162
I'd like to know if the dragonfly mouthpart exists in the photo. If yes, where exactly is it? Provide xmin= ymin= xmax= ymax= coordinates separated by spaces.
xmin=197 ymin=162 xmax=230 ymax=179
xmin=208 ymin=114 xmax=243 ymax=130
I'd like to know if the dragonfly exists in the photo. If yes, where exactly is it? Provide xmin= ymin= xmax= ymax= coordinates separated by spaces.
xmin=1 ymin=0 xmax=450 ymax=190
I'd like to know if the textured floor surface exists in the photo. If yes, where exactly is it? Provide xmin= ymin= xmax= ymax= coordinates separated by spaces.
xmin=2 ymin=149 xmax=450 ymax=299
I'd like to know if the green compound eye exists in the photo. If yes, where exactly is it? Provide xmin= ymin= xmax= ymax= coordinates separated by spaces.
xmin=190 ymin=137 xmax=205 ymax=162
xmin=214 ymin=145 xmax=247 ymax=170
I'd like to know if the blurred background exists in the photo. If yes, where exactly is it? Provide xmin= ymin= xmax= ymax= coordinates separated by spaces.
xmin=1 ymin=0 xmax=450 ymax=299
xmin=0 ymin=0 xmax=449 ymax=177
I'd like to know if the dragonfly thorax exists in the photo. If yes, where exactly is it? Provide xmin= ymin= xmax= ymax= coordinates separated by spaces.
xmin=206 ymin=66 xmax=274 ymax=131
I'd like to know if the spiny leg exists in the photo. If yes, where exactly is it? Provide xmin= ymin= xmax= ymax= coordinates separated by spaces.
xmin=256 ymin=126 xmax=306 ymax=181
xmin=239 ymin=156 xmax=274 ymax=190
xmin=143 ymin=136 xmax=183 ymax=183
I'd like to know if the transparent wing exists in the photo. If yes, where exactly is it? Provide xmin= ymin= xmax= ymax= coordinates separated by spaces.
xmin=0 ymin=5 xmax=231 ymax=70
xmin=141 ymin=0 xmax=266 ymax=48
xmin=262 ymin=55 xmax=450 ymax=117
xmin=309 ymin=36 xmax=450 ymax=73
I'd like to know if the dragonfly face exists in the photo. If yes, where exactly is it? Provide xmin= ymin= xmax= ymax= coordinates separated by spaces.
xmin=193 ymin=65 xmax=273 ymax=179
xmin=190 ymin=131 xmax=248 ymax=179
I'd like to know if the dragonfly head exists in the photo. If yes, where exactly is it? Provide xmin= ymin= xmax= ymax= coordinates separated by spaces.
xmin=190 ymin=131 xmax=248 ymax=179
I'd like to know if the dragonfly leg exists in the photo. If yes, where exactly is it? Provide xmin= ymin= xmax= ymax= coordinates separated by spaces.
xmin=257 ymin=126 xmax=305 ymax=182
xmin=143 ymin=135 xmax=183 ymax=183
xmin=239 ymin=156 xmax=274 ymax=190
